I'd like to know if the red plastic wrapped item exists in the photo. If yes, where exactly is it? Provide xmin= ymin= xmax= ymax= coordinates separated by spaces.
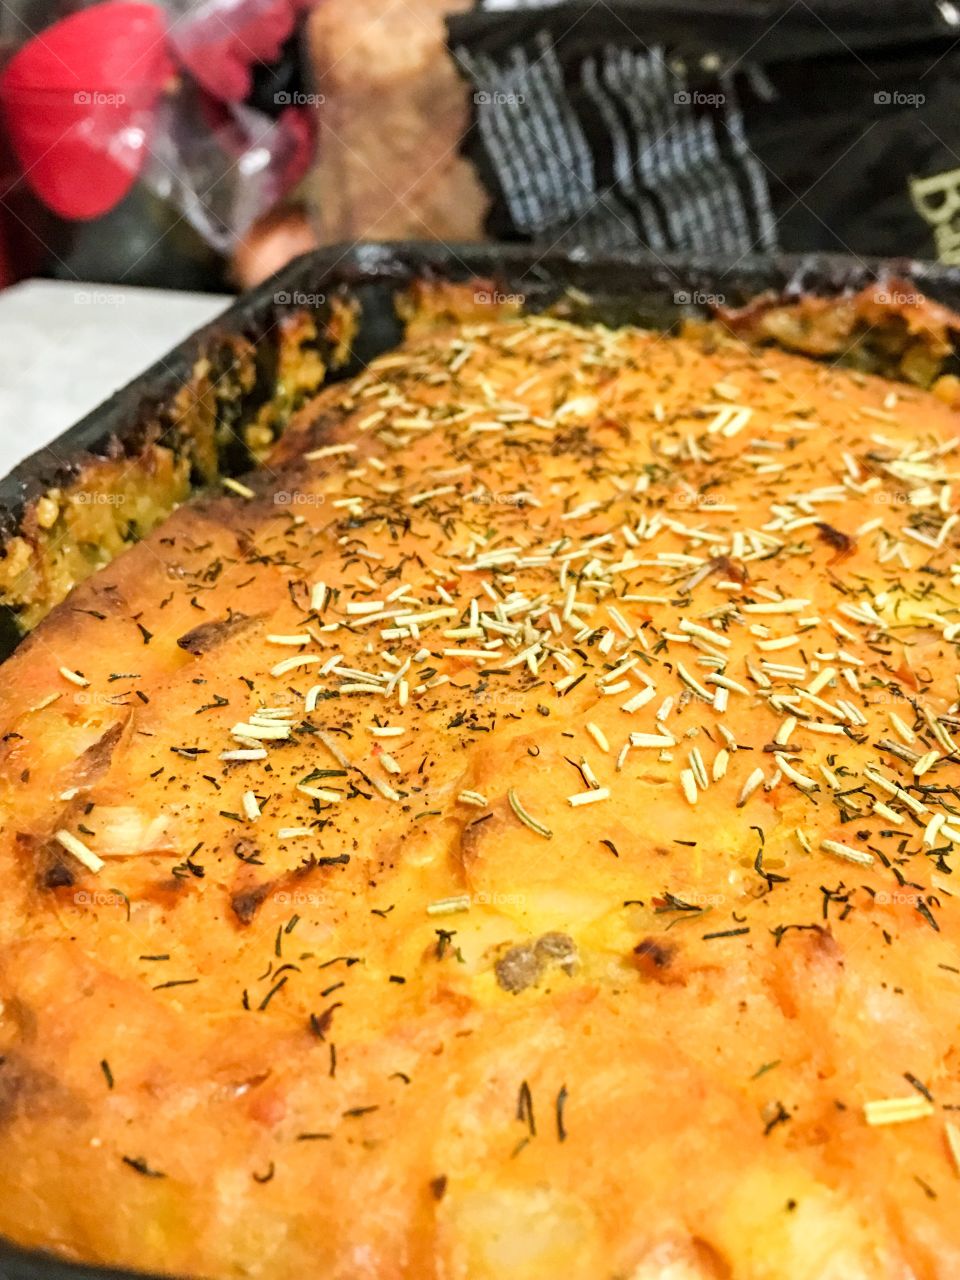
xmin=0 ymin=3 xmax=173 ymax=220
xmin=0 ymin=0 xmax=319 ymax=272
xmin=169 ymin=0 xmax=313 ymax=103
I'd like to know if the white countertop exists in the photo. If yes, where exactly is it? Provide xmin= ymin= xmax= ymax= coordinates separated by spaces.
xmin=0 ymin=279 xmax=231 ymax=477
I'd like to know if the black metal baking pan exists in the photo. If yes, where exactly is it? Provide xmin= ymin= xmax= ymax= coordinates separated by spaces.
xmin=3 ymin=239 xmax=960 ymax=1280
xmin=4 ymin=241 xmax=960 ymax=663
xmin=6 ymin=237 xmax=960 ymax=535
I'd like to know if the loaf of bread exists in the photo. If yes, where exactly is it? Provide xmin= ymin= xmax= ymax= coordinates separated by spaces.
xmin=306 ymin=0 xmax=488 ymax=242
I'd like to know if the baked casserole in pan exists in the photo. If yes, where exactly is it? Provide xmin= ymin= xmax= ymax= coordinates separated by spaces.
xmin=4 ymin=247 xmax=960 ymax=1279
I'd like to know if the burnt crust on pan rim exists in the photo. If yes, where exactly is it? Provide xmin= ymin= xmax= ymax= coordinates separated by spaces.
xmin=0 ymin=297 xmax=359 ymax=640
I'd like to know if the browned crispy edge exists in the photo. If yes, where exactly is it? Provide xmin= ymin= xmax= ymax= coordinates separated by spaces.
xmin=710 ymin=278 xmax=960 ymax=390
xmin=0 ymin=299 xmax=358 ymax=636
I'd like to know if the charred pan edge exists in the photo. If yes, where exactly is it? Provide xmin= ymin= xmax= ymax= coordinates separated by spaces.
xmin=2 ymin=242 xmax=960 ymax=656
xmin=0 ymin=293 xmax=359 ymax=643
xmin=0 ymin=1239 xmax=173 ymax=1280
xmin=1 ymin=241 xmax=960 ymax=1279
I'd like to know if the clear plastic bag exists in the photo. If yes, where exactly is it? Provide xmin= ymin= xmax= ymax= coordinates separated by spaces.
xmin=0 ymin=0 xmax=318 ymax=252
xmin=145 ymin=83 xmax=315 ymax=252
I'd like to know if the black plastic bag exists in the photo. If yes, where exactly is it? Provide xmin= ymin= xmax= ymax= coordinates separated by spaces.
xmin=448 ymin=0 xmax=960 ymax=261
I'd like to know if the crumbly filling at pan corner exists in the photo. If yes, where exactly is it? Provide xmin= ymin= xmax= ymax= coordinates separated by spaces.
xmin=2 ymin=314 xmax=960 ymax=1279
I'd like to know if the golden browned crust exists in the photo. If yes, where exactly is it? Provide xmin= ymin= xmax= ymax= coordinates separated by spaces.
xmin=3 ymin=315 xmax=960 ymax=1278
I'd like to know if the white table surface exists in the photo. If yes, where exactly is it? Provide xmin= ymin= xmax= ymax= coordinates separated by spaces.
xmin=0 ymin=279 xmax=231 ymax=476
